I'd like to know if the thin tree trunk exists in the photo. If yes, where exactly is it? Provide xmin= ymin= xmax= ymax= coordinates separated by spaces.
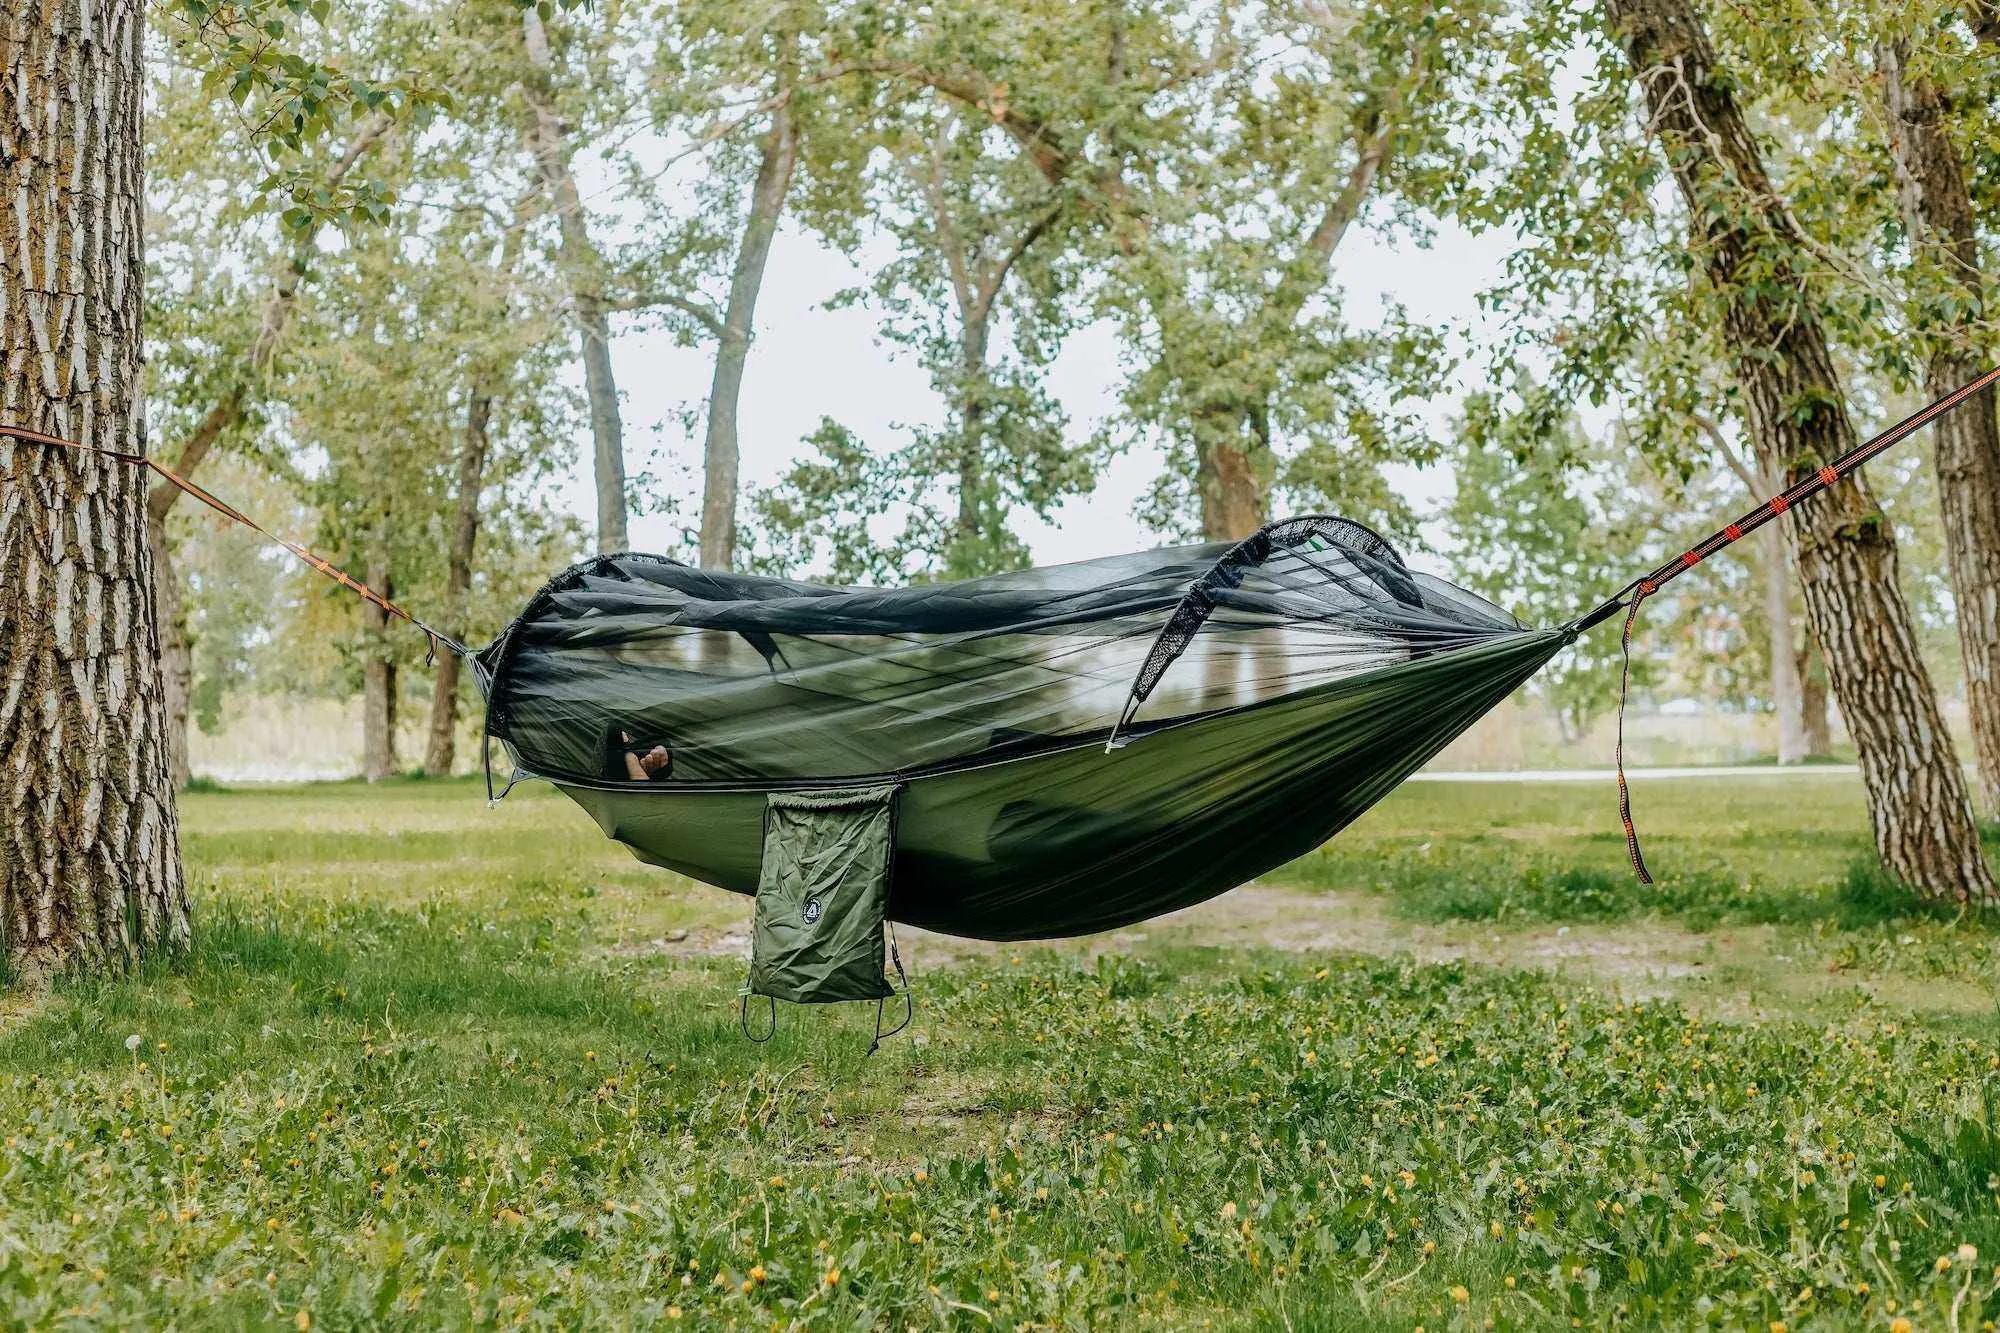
xmin=145 ymin=115 xmax=390 ymax=789
xmin=1799 ymin=641 xmax=1833 ymax=758
xmin=362 ymin=560 xmax=397 ymax=782
xmin=1703 ymin=418 xmax=1808 ymax=764
xmin=1605 ymin=0 xmax=1994 ymax=904
xmin=699 ymin=97 xmax=797 ymax=572
xmin=422 ymin=394 xmax=492 ymax=776
xmin=520 ymin=8 xmax=627 ymax=553
xmin=1881 ymin=40 xmax=2000 ymax=813
xmin=0 ymin=0 xmax=190 ymax=982
xmin=1758 ymin=526 xmax=1809 ymax=764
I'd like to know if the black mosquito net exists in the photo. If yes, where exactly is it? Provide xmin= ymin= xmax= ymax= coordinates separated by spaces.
xmin=477 ymin=517 xmax=1573 ymax=939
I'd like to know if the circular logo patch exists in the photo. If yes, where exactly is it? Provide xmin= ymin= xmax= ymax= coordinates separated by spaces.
xmin=801 ymin=896 xmax=823 ymax=926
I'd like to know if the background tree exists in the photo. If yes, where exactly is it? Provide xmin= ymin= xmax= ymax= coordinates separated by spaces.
xmin=1597 ymin=0 xmax=1991 ymax=904
xmin=754 ymin=86 xmax=1088 ymax=581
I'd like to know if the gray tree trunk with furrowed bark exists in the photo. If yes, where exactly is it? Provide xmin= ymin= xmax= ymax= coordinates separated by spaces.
xmin=520 ymin=8 xmax=627 ymax=554
xmin=1605 ymin=0 xmax=1994 ymax=905
xmin=0 ymin=0 xmax=190 ymax=981
xmin=698 ymin=97 xmax=797 ymax=572
xmin=1881 ymin=38 xmax=2000 ymax=814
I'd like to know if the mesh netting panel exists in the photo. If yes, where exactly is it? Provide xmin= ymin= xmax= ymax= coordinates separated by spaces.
xmin=480 ymin=518 xmax=1525 ymax=787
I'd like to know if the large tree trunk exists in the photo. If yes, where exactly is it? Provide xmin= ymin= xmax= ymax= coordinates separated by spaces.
xmin=0 ymin=0 xmax=190 ymax=982
xmin=361 ymin=561 xmax=397 ymax=782
xmin=520 ymin=9 xmax=626 ymax=554
xmin=1881 ymin=40 xmax=2000 ymax=813
xmin=1605 ymin=0 xmax=1995 ymax=904
xmin=422 ymin=393 xmax=492 ymax=776
xmin=699 ymin=98 xmax=797 ymax=572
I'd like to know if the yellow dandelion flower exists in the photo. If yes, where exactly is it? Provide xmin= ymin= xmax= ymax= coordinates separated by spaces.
xmin=1891 ymin=1321 xmax=1911 ymax=1333
xmin=908 ymin=1231 xmax=924 ymax=1244
xmin=1450 ymin=1285 xmax=1469 ymax=1303
xmin=749 ymin=1265 xmax=766 ymax=1284
xmin=823 ymin=1270 xmax=839 ymax=1287
xmin=295 ymin=1313 xmax=311 ymax=1332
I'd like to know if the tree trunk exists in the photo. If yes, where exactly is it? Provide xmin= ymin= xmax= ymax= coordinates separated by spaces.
xmin=1605 ymin=0 xmax=1995 ymax=904
xmin=1881 ymin=40 xmax=2000 ymax=814
xmin=520 ymin=8 xmax=626 ymax=553
xmin=147 ymin=524 xmax=195 ymax=788
xmin=361 ymin=561 xmax=397 ymax=782
xmin=1194 ymin=404 xmax=1270 ymax=541
xmin=699 ymin=98 xmax=798 ymax=572
xmin=1799 ymin=640 xmax=1833 ymax=759
xmin=0 ymin=0 xmax=190 ymax=982
xmin=1708 ymin=423 xmax=1810 ymax=765
xmin=1758 ymin=525 xmax=1809 ymax=765
xmin=422 ymin=393 xmax=492 ymax=776
xmin=147 ymin=117 xmax=388 ymax=789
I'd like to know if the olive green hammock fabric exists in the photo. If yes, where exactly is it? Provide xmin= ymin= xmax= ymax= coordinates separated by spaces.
xmin=476 ymin=516 xmax=1572 ymax=941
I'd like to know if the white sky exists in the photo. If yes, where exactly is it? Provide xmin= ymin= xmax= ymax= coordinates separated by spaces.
xmin=553 ymin=210 xmax=1526 ymax=581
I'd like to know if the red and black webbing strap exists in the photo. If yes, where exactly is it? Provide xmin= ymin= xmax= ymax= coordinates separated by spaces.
xmin=1 ymin=423 xmax=470 ymax=663
xmin=1571 ymin=364 xmax=2000 ymax=883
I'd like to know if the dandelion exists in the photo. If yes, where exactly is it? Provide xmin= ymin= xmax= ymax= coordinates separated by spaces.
xmin=986 ymin=1288 xmax=1000 ymax=1303
xmin=1937 ymin=1256 xmax=1953 ymax=1273
xmin=1503 ymin=1276 xmax=1516 ymax=1290
xmin=767 ymin=1175 xmax=784 ymax=1189
xmin=823 ymin=1270 xmax=839 ymax=1287
xmin=1890 ymin=1322 xmax=1911 ymax=1333
xmin=908 ymin=1231 xmax=924 ymax=1244
xmin=1960 ymin=1244 xmax=1980 ymax=1264
xmin=666 ymin=1308 xmax=682 ymax=1321
xmin=125 ymin=1035 xmax=143 ymax=1053
xmin=1220 ymin=1201 xmax=1237 ymax=1221
xmin=294 ymin=1313 xmax=311 ymax=1332
xmin=1450 ymin=1285 xmax=1469 ymax=1303
xmin=749 ymin=1266 xmax=766 ymax=1284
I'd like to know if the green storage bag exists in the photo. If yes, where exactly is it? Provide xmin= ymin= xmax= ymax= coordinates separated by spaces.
xmin=746 ymin=785 xmax=901 ymax=1012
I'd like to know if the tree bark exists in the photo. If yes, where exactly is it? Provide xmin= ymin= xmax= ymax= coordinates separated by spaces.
xmin=520 ymin=8 xmax=627 ymax=554
xmin=1881 ymin=40 xmax=2000 ymax=813
xmin=1605 ymin=0 xmax=1994 ymax=904
xmin=0 ymin=0 xmax=190 ymax=981
xmin=361 ymin=561 xmax=397 ymax=782
xmin=698 ymin=97 xmax=797 ymax=572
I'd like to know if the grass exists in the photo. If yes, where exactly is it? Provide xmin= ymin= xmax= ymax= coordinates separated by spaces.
xmin=1 ymin=774 xmax=1999 ymax=1327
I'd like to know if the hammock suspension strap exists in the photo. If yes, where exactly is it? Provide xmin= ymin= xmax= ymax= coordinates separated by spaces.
xmin=1 ymin=423 xmax=470 ymax=663
xmin=1572 ymin=364 xmax=2000 ymax=882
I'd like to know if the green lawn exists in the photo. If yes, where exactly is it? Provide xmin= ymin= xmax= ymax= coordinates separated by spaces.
xmin=2 ymin=774 xmax=1998 ymax=1329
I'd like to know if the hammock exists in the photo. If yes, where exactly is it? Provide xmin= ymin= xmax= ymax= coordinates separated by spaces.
xmin=6 ymin=369 xmax=1996 ymax=948
xmin=475 ymin=519 xmax=1567 ymax=940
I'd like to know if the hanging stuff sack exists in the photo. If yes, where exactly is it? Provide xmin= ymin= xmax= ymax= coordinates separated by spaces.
xmin=742 ymin=784 xmax=911 ymax=1051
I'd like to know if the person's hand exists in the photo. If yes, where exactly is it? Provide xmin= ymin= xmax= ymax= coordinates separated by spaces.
xmin=624 ymin=743 xmax=669 ymax=780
